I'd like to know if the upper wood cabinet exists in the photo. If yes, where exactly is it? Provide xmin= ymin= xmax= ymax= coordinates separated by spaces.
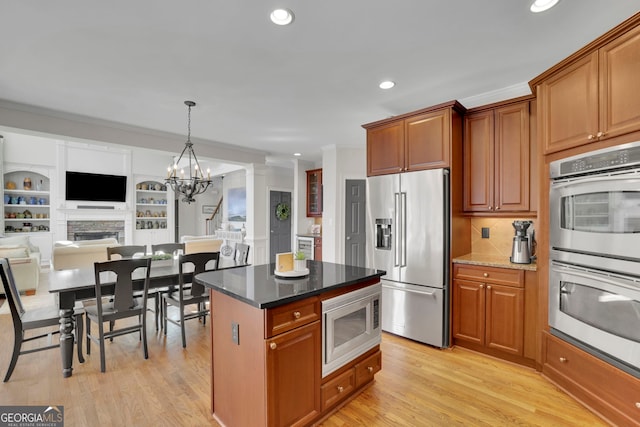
xmin=532 ymin=18 xmax=640 ymax=154
xmin=306 ymin=169 xmax=322 ymax=217
xmin=463 ymin=99 xmax=531 ymax=213
xmin=363 ymin=101 xmax=465 ymax=177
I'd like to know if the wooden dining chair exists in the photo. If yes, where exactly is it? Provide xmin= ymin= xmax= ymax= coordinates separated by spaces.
xmin=150 ymin=243 xmax=185 ymax=330
xmin=0 ymin=258 xmax=84 ymax=382
xmin=85 ymin=257 xmax=151 ymax=372
xmin=234 ymin=242 xmax=250 ymax=264
xmin=163 ymin=252 xmax=219 ymax=348
xmin=107 ymin=245 xmax=158 ymax=330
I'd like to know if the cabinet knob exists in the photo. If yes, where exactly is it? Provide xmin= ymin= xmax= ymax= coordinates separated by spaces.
xmin=483 ymin=273 xmax=489 ymax=278
xmin=270 ymin=342 xmax=277 ymax=350
xmin=293 ymin=311 xmax=301 ymax=319
xmin=367 ymin=366 xmax=374 ymax=373
xmin=487 ymin=285 xmax=492 ymax=290
xmin=559 ymin=357 xmax=567 ymax=363
xmin=480 ymin=284 xmax=484 ymax=289
xmin=337 ymin=386 xmax=344 ymax=393
xmin=635 ymin=402 xmax=640 ymax=409
xmin=596 ymin=131 xmax=605 ymax=138
xmin=587 ymin=134 xmax=595 ymax=140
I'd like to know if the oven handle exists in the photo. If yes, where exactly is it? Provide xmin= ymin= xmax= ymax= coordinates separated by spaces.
xmin=551 ymin=261 xmax=640 ymax=290
xmin=382 ymin=283 xmax=436 ymax=297
xmin=551 ymin=172 xmax=640 ymax=188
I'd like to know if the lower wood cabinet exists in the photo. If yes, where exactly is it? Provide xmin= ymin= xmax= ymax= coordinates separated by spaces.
xmin=542 ymin=331 xmax=640 ymax=426
xmin=321 ymin=368 xmax=356 ymax=411
xmin=453 ymin=264 xmax=537 ymax=366
xmin=267 ymin=322 xmax=322 ymax=427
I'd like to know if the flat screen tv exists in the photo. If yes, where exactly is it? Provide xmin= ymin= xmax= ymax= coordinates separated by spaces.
xmin=65 ymin=171 xmax=127 ymax=203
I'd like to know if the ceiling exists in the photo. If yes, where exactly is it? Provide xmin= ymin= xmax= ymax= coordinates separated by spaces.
xmin=1 ymin=1 xmax=638 ymax=164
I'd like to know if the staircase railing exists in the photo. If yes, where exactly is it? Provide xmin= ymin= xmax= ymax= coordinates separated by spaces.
xmin=205 ymin=197 xmax=223 ymax=235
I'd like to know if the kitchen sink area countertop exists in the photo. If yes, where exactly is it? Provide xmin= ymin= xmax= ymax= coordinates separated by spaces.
xmin=453 ymin=253 xmax=537 ymax=271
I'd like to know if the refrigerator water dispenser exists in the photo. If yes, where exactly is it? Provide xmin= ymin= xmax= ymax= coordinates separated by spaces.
xmin=375 ymin=218 xmax=392 ymax=250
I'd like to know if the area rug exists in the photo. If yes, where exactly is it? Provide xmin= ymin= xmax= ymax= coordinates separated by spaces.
xmin=0 ymin=270 xmax=56 ymax=315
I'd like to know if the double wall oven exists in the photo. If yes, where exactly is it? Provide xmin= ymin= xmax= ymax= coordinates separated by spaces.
xmin=549 ymin=141 xmax=640 ymax=378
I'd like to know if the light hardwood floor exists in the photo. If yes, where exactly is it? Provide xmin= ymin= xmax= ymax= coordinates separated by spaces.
xmin=0 ymin=294 xmax=607 ymax=426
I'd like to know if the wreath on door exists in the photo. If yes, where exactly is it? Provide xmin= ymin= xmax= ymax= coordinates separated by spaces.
xmin=276 ymin=202 xmax=290 ymax=221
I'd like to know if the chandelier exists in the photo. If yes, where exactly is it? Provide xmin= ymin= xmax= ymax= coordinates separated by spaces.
xmin=166 ymin=101 xmax=212 ymax=203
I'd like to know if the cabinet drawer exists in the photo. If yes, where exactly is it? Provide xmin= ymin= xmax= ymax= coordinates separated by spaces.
xmin=355 ymin=350 xmax=382 ymax=388
xmin=454 ymin=264 xmax=523 ymax=287
xmin=544 ymin=333 xmax=640 ymax=424
xmin=265 ymin=297 xmax=321 ymax=338
xmin=321 ymin=368 xmax=355 ymax=411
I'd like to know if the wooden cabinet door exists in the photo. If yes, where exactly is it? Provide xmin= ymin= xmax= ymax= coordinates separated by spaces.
xmin=599 ymin=24 xmax=640 ymax=140
xmin=463 ymin=111 xmax=493 ymax=212
xmin=485 ymin=284 xmax=524 ymax=356
xmin=306 ymin=169 xmax=322 ymax=217
xmin=266 ymin=321 xmax=321 ymax=427
xmin=366 ymin=121 xmax=404 ymax=176
xmin=405 ymin=109 xmax=450 ymax=171
xmin=452 ymin=279 xmax=485 ymax=345
xmin=494 ymin=102 xmax=530 ymax=212
xmin=538 ymin=52 xmax=599 ymax=154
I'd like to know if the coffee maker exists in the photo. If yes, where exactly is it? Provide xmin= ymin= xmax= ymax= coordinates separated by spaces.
xmin=510 ymin=220 xmax=534 ymax=264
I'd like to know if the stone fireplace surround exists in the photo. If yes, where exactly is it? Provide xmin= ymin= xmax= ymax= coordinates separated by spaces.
xmin=67 ymin=220 xmax=124 ymax=243
xmin=56 ymin=206 xmax=133 ymax=245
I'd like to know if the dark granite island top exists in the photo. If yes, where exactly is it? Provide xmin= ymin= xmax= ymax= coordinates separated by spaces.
xmin=194 ymin=260 xmax=385 ymax=309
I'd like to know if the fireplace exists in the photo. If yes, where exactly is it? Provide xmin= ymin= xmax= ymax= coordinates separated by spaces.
xmin=67 ymin=220 xmax=125 ymax=244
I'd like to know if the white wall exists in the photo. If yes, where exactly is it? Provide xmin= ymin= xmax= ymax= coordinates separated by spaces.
xmin=322 ymin=145 xmax=366 ymax=263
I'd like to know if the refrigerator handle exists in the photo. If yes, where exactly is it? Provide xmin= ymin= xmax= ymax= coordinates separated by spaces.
xmin=394 ymin=192 xmax=401 ymax=267
xmin=401 ymin=192 xmax=407 ymax=267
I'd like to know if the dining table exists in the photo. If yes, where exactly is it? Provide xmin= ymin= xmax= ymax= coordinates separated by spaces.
xmin=48 ymin=257 xmax=247 ymax=378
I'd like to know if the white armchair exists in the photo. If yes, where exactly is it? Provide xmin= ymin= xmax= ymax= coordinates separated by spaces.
xmin=0 ymin=235 xmax=41 ymax=294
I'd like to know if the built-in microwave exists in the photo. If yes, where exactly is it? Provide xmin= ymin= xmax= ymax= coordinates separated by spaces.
xmin=322 ymin=283 xmax=381 ymax=377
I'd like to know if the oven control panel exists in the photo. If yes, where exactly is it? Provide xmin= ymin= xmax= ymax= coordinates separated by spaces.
xmin=551 ymin=141 xmax=640 ymax=178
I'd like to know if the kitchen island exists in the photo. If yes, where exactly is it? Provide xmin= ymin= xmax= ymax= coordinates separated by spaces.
xmin=195 ymin=261 xmax=385 ymax=427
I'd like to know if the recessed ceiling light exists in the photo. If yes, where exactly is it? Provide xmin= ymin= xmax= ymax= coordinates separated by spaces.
xmin=379 ymin=81 xmax=395 ymax=90
xmin=530 ymin=0 xmax=560 ymax=13
xmin=294 ymin=152 xmax=301 ymax=157
xmin=270 ymin=8 xmax=294 ymax=25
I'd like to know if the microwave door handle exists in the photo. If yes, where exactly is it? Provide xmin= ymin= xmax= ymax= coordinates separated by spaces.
xmin=551 ymin=172 xmax=640 ymax=188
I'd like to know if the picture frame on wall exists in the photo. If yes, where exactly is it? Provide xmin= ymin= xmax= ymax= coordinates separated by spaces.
xmin=228 ymin=187 xmax=247 ymax=222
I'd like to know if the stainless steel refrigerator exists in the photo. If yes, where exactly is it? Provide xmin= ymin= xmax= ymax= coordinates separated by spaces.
xmin=366 ymin=168 xmax=450 ymax=347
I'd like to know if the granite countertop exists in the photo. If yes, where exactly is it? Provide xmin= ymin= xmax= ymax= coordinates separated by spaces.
xmin=453 ymin=253 xmax=537 ymax=271
xmin=195 ymin=260 xmax=385 ymax=309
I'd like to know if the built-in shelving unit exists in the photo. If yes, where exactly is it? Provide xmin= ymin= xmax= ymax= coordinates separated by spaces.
xmin=133 ymin=178 xmax=172 ymax=249
xmin=3 ymin=171 xmax=51 ymax=234
xmin=1 ymin=168 xmax=54 ymax=265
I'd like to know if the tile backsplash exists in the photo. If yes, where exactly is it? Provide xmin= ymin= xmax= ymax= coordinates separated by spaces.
xmin=470 ymin=218 xmax=536 ymax=257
